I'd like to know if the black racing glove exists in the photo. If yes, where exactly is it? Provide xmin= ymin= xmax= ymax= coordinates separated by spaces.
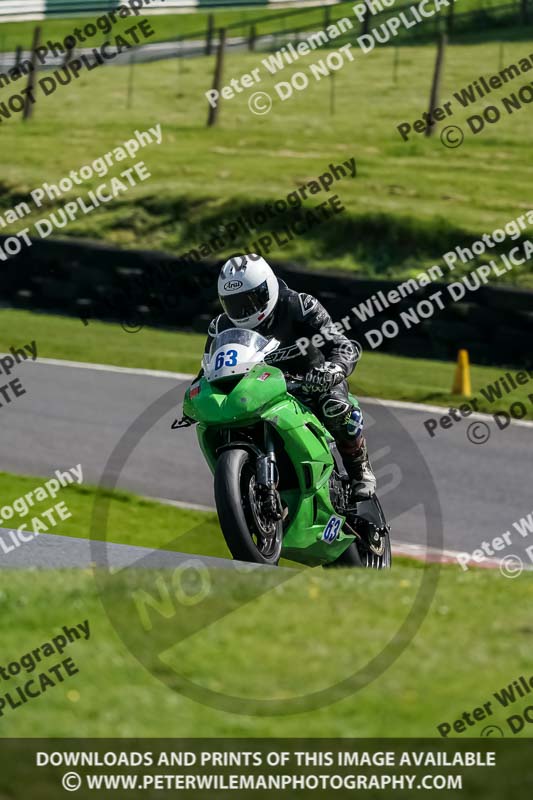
xmin=302 ymin=362 xmax=345 ymax=394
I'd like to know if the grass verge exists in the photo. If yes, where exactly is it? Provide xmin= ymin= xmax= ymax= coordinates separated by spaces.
xmin=0 ymin=468 xmax=226 ymax=558
xmin=0 ymin=458 xmax=531 ymax=739
xmin=0 ymin=558 xmax=532 ymax=737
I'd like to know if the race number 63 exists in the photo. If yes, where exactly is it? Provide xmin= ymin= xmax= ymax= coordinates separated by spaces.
xmin=215 ymin=349 xmax=238 ymax=369
xmin=322 ymin=515 xmax=342 ymax=543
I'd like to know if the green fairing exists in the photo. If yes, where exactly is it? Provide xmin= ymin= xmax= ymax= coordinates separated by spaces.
xmin=183 ymin=364 xmax=356 ymax=565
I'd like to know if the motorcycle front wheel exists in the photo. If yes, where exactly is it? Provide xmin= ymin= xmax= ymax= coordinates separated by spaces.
xmin=214 ymin=448 xmax=282 ymax=565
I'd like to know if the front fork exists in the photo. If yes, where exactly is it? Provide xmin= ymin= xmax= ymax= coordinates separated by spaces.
xmin=256 ymin=425 xmax=284 ymax=521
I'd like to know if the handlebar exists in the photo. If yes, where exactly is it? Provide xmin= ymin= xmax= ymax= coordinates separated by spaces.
xmin=285 ymin=375 xmax=304 ymax=393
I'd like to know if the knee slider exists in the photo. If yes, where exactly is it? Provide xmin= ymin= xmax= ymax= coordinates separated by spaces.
xmin=346 ymin=407 xmax=364 ymax=438
xmin=321 ymin=397 xmax=351 ymax=422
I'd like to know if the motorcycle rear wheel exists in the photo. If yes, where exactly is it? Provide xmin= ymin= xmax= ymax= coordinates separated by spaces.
xmin=331 ymin=495 xmax=392 ymax=569
xmin=214 ymin=448 xmax=282 ymax=565
xmin=336 ymin=533 xmax=392 ymax=568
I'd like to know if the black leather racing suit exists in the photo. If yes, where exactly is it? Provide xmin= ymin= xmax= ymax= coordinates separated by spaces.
xmin=203 ymin=280 xmax=365 ymax=471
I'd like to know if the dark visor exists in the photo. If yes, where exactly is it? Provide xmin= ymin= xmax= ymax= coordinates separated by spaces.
xmin=220 ymin=280 xmax=269 ymax=320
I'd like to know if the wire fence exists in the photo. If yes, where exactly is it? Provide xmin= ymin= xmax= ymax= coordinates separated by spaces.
xmin=137 ymin=4 xmax=514 ymax=51
xmin=0 ymin=0 xmax=530 ymax=121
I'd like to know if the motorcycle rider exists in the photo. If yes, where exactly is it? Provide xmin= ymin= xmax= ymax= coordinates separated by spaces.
xmin=198 ymin=254 xmax=376 ymax=499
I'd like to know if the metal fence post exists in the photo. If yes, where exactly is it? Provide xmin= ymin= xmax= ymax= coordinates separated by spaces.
xmin=63 ymin=41 xmax=75 ymax=66
xmin=393 ymin=46 xmax=399 ymax=85
xmin=207 ymin=28 xmax=226 ymax=127
xmin=206 ymin=13 xmax=215 ymax=56
xmin=23 ymin=26 xmax=41 ymax=122
xmin=248 ymin=24 xmax=256 ymax=52
xmin=329 ymin=71 xmax=335 ymax=116
xmin=361 ymin=9 xmax=370 ymax=36
xmin=425 ymin=33 xmax=447 ymax=137
xmin=127 ymin=51 xmax=135 ymax=109
xmin=446 ymin=4 xmax=454 ymax=33
xmin=177 ymin=38 xmax=183 ymax=79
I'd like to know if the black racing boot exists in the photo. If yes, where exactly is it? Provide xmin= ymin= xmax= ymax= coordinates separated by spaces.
xmin=338 ymin=436 xmax=377 ymax=499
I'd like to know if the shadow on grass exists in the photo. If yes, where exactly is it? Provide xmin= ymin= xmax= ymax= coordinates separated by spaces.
xmin=92 ymin=194 xmax=473 ymax=277
xmin=1 ymin=184 xmax=529 ymax=281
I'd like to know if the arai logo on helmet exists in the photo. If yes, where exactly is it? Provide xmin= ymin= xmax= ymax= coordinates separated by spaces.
xmin=224 ymin=280 xmax=243 ymax=291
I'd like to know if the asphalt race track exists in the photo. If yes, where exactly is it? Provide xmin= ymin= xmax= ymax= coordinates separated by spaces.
xmin=1 ymin=357 xmax=532 ymax=567
xmin=0 ymin=529 xmax=264 ymax=570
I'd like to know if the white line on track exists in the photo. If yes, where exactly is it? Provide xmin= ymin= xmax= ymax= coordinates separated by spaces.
xmin=143 ymin=492 xmax=532 ymax=572
xmin=142 ymin=494 xmax=533 ymax=572
xmin=7 ymin=355 xmax=193 ymax=381
xmin=150 ymin=496 xmax=217 ymax=514
xmin=392 ymin=541 xmax=533 ymax=571
xmin=19 ymin=356 xmax=533 ymax=428
xmin=360 ymin=396 xmax=533 ymax=428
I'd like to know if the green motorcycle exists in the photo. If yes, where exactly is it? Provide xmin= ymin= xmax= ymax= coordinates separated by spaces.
xmin=177 ymin=328 xmax=391 ymax=568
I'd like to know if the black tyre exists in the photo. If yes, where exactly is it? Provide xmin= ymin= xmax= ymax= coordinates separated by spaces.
xmin=214 ymin=448 xmax=282 ymax=565
xmin=332 ymin=495 xmax=392 ymax=569
xmin=337 ymin=531 xmax=392 ymax=569
xmin=332 ymin=539 xmax=364 ymax=567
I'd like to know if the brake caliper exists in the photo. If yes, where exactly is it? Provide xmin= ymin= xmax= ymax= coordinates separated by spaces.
xmin=256 ymin=455 xmax=283 ymax=521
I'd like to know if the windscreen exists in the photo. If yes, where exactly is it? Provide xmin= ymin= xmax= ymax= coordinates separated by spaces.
xmin=208 ymin=328 xmax=269 ymax=358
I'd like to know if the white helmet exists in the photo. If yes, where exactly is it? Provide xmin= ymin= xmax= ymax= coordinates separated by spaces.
xmin=218 ymin=254 xmax=279 ymax=329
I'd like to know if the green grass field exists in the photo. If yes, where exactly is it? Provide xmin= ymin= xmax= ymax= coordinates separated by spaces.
xmin=1 ymin=550 xmax=532 ymax=737
xmin=0 ymin=468 xmax=532 ymax=738
xmin=0 ymin=469 xmax=224 ymax=553
xmin=0 ymin=33 xmax=532 ymax=285
xmin=3 ymin=308 xmax=533 ymax=417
